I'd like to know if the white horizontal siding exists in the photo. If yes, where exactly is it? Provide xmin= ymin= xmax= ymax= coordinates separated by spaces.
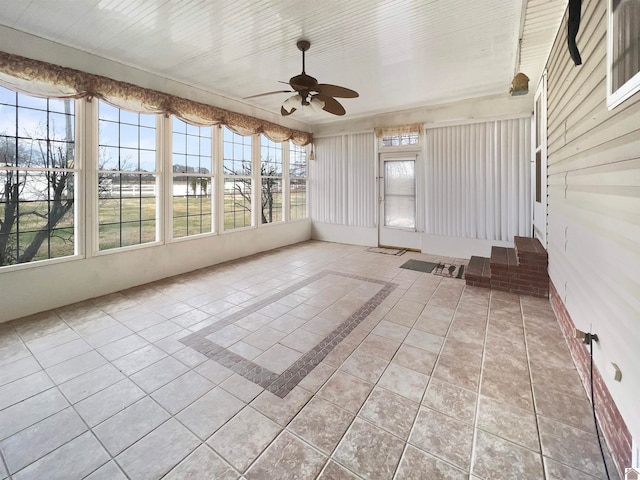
xmin=546 ymin=0 xmax=640 ymax=445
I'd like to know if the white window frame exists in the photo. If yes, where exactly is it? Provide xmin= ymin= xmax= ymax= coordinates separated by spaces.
xmin=221 ymin=126 xmax=254 ymax=232
xmin=607 ymin=0 xmax=640 ymax=109
xmin=0 ymin=88 xmax=82 ymax=271
xmin=95 ymin=100 xmax=161 ymax=254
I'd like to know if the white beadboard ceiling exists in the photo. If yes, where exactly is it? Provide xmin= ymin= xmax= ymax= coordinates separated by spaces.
xmin=0 ymin=0 xmax=567 ymax=125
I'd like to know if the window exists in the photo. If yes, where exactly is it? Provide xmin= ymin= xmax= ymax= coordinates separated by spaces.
xmin=0 ymin=86 xmax=76 ymax=267
xmin=289 ymin=142 xmax=307 ymax=220
xmin=223 ymin=127 xmax=252 ymax=230
xmin=260 ymin=135 xmax=283 ymax=224
xmin=608 ymin=0 xmax=640 ymax=108
xmin=172 ymin=119 xmax=214 ymax=238
xmin=381 ymin=132 xmax=419 ymax=147
xmin=98 ymin=101 xmax=157 ymax=250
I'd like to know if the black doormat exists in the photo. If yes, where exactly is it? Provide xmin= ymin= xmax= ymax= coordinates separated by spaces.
xmin=366 ymin=247 xmax=407 ymax=256
xmin=433 ymin=263 xmax=465 ymax=279
xmin=399 ymin=259 xmax=438 ymax=273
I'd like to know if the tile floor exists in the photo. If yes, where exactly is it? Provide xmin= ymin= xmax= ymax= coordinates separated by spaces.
xmin=0 ymin=241 xmax=619 ymax=479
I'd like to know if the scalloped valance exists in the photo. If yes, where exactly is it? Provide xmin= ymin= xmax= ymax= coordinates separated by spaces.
xmin=0 ymin=51 xmax=312 ymax=146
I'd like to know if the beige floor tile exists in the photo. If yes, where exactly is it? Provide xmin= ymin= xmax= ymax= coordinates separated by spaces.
xmin=371 ymin=320 xmax=410 ymax=343
xmin=0 ymin=356 xmax=41 ymax=387
xmin=116 ymin=418 xmax=200 ymax=480
xmin=45 ymin=350 xmax=106 ymax=384
xmin=0 ymin=371 xmax=53 ymax=410
xmin=358 ymin=387 xmax=418 ymax=439
xmin=477 ymin=395 xmax=540 ymax=452
xmin=152 ymin=371 xmax=215 ymax=415
xmin=208 ymin=406 xmax=281 ymax=472
xmin=392 ymin=343 xmax=438 ymax=376
xmin=165 ymin=445 xmax=238 ymax=480
xmin=537 ymin=415 xmax=608 ymax=478
xmin=112 ymin=344 xmax=167 ymax=376
xmin=333 ymin=418 xmax=404 ymax=480
xmin=356 ymin=333 xmax=401 ymax=361
xmin=288 ymin=397 xmax=354 ymax=454
xmin=75 ymin=379 xmax=145 ymax=427
xmin=472 ymin=429 xmax=544 ymax=480
xmin=339 ymin=350 xmax=388 ymax=384
xmin=176 ymin=387 xmax=245 ymax=440
xmin=409 ymin=407 xmax=473 ymax=471
xmin=253 ymin=344 xmax=302 ymax=374
xmin=242 ymin=326 xmax=287 ymax=351
xmin=58 ymin=364 xmax=124 ymax=404
xmin=251 ymin=387 xmax=313 ymax=426
xmin=396 ymin=445 xmax=468 ymax=479
xmin=1 ymin=242 xmax=620 ymax=479
xmin=12 ymin=432 xmax=109 ymax=480
xmin=93 ymin=397 xmax=170 ymax=455
xmin=422 ymin=378 xmax=477 ymax=426
xmin=479 ymin=365 xmax=533 ymax=411
xmin=378 ymin=363 xmax=429 ymax=403
xmin=0 ymin=407 xmax=87 ymax=474
xmin=317 ymin=460 xmax=359 ymax=479
xmin=0 ymin=388 xmax=69 ymax=440
xmin=84 ymin=461 xmax=128 ymax=480
xmin=130 ymin=356 xmax=190 ymax=393
xmin=220 ymin=374 xmax=264 ymax=403
xmin=245 ymin=431 xmax=326 ymax=480
xmin=318 ymin=371 xmax=373 ymax=414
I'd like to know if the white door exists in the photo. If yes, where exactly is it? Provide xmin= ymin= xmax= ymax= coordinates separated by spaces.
xmin=378 ymin=153 xmax=421 ymax=249
xmin=533 ymin=72 xmax=548 ymax=245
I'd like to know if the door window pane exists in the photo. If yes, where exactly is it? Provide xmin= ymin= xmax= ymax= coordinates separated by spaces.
xmin=384 ymin=160 xmax=415 ymax=229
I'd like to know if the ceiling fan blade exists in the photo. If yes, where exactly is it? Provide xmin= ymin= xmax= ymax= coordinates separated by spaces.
xmin=281 ymin=105 xmax=296 ymax=116
xmin=315 ymin=84 xmax=359 ymax=98
xmin=316 ymin=95 xmax=346 ymax=116
xmin=244 ymin=90 xmax=293 ymax=99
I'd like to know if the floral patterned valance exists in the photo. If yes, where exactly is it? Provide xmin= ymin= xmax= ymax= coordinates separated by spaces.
xmin=373 ymin=123 xmax=423 ymax=138
xmin=0 ymin=51 xmax=312 ymax=146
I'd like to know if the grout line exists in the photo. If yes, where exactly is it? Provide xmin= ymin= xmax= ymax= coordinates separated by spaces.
xmin=464 ymin=284 xmax=492 ymax=480
xmin=521 ymin=296 xmax=548 ymax=480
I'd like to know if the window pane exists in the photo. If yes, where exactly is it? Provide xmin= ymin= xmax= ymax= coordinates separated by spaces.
xmin=98 ymin=101 xmax=157 ymax=250
xmin=290 ymin=178 xmax=307 ymax=220
xmin=224 ymin=177 xmax=252 ymax=230
xmin=384 ymin=160 xmax=415 ymax=228
xmin=223 ymin=127 xmax=252 ymax=230
xmin=0 ymin=87 xmax=76 ymax=268
xmin=612 ymin=0 xmax=640 ymax=92
xmin=261 ymin=178 xmax=282 ymax=224
xmin=171 ymin=120 xmax=214 ymax=238
xmin=289 ymin=143 xmax=307 ymax=220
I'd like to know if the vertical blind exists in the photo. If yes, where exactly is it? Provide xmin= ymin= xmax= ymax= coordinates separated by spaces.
xmin=426 ymin=118 xmax=531 ymax=241
xmin=310 ymin=132 xmax=376 ymax=227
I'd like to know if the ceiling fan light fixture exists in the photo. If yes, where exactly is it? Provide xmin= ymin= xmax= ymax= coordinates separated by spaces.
xmin=309 ymin=96 xmax=325 ymax=112
xmin=282 ymin=94 xmax=302 ymax=113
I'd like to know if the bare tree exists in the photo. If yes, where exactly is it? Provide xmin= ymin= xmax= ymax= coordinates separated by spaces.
xmin=223 ymin=162 xmax=280 ymax=224
xmin=0 ymin=100 xmax=74 ymax=266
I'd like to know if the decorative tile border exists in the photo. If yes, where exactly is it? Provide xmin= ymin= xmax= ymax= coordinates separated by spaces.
xmin=181 ymin=271 xmax=397 ymax=398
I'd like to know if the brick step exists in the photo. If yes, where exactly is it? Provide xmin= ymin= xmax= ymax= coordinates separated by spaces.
xmin=464 ymin=238 xmax=550 ymax=298
xmin=465 ymin=256 xmax=491 ymax=287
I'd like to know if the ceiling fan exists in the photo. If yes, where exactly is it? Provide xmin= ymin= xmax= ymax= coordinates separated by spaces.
xmin=244 ymin=40 xmax=359 ymax=116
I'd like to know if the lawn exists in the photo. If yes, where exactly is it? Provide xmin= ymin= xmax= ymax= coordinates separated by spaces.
xmin=1 ymin=187 xmax=305 ymax=265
